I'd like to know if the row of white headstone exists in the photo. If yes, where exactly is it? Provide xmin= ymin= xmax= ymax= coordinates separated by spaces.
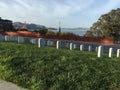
xmin=1 ymin=35 xmax=38 ymax=44
xmin=0 ymin=35 xmax=120 ymax=58
xmin=38 ymin=38 xmax=120 ymax=58
xmin=97 ymin=46 xmax=120 ymax=58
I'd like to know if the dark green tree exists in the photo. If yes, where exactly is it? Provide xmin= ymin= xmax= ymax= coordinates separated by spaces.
xmin=0 ymin=24 xmax=3 ymax=31
xmin=39 ymin=28 xmax=48 ymax=34
xmin=85 ymin=8 xmax=120 ymax=41
xmin=34 ymin=28 xmax=48 ymax=34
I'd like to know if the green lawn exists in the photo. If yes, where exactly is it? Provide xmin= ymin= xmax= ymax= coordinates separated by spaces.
xmin=0 ymin=42 xmax=120 ymax=90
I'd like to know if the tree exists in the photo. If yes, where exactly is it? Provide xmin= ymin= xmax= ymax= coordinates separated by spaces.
xmin=85 ymin=8 xmax=120 ymax=41
xmin=39 ymin=28 xmax=48 ymax=34
xmin=34 ymin=28 xmax=48 ymax=34
xmin=0 ymin=24 xmax=3 ymax=31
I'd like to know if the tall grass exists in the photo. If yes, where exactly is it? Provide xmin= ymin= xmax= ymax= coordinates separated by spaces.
xmin=0 ymin=42 xmax=120 ymax=90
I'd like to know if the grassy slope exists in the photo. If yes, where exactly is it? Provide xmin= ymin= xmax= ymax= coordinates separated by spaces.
xmin=0 ymin=42 xmax=120 ymax=90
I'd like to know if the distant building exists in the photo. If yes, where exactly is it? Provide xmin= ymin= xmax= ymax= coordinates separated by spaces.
xmin=0 ymin=17 xmax=13 ymax=31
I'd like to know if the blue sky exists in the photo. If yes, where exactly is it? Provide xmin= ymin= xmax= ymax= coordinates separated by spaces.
xmin=0 ymin=0 xmax=120 ymax=28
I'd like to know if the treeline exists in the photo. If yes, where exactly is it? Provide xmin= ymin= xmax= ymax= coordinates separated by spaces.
xmin=0 ymin=17 xmax=13 ymax=31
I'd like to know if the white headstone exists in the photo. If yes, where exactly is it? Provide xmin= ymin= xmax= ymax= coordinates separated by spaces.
xmin=5 ymin=35 xmax=9 ymax=41
xmin=117 ymin=49 xmax=120 ymax=58
xmin=47 ymin=40 xmax=54 ymax=46
xmin=47 ymin=40 xmax=51 ymax=46
xmin=88 ymin=45 xmax=92 ymax=52
xmin=56 ymin=41 xmax=61 ymax=49
xmin=38 ymin=38 xmax=44 ymax=48
xmin=95 ymin=47 xmax=98 ymax=52
xmin=98 ymin=45 xmax=104 ymax=58
xmin=31 ymin=38 xmax=37 ymax=44
xmin=66 ymin=43 xmax=70 ymax=48
xmin=109 ymin=48 xmax=113 ymax=58
xmin=50 ymin=41 xmax=54 ymax=46
xmin=18 ymin=36 xmax=24 ymax=43
xmin=30 ymin=38 xmax=34 ymax=44
xmin=35 ymin=38 xmax=38 ymax=44
xmin=74 ymin=44 xmax=77 ymax=49
xmin=70 ymin=43 xmax=73 ymax=50
xmin=80 ymin=44 xmax=84 ymax=51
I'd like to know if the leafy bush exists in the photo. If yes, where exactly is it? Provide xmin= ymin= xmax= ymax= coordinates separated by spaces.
xmin=46 ymin=30 xmax=77 ymax=36
xmin=0 ymin=42 xmax=120 ymax=90
xmin=34 ymin=28 xmax=48 ymax=34
xmin=18 ymin=29 xmax=28 ymax=31
xmin=46 ymin=30 xmax=56 ymax=35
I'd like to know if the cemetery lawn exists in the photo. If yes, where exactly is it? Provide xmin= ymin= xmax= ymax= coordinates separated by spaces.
xmin=0 ymin=42 xmax=120 ymax=90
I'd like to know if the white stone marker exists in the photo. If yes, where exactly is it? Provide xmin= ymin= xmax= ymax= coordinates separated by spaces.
xmin=5 ymin=35 xmax=9 ymax=41
xmin=70 ymin=43 xmax=73 ymax=50
xmin=35 ymin=38 xmax=38 ymax=44
xmin=98 ymin=45 xmax=104 ymax=58
xmin=117 ymin=49 xmax=120 ymax=58
xmin=51 ymin=41 xmax=54 ymax=46
xmin=109 ymin=48 xmax=113 ymax=58
xmin=30 ymin=38 xmax=34 ymax=44
xmin=38 ymin=38 xmax=44 ymax=48
xmin=56 ymin=41 xmax=61 ymax=49
xmin=18 ymin=36 xmax=24 ymax=43
xmin=31 ymin=38 xmax=37 ymax=44
xmin=95 ymin=47 xmax=98 ymax=52
xmin=74 ymin=44 xmax=77 ymax=49
xmin=47 ymin=40 xmax=51 ymax=46
xmin=66 ymin=43 xmax=70 ymax=48
xmin=47 ymin=40 xmax=54 ymax=46
xmin=80 ymin=44 xmax=84 ymax=51
xmin=88 ymin=45 xmax=92 ymax=52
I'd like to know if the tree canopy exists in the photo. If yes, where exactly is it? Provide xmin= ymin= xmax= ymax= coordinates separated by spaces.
xmin=85 ymin=8 xmax=120 ymax=41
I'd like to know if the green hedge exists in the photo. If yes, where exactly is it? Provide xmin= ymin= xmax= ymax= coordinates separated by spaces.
xmin=0 ymin=42 xmax=120 ymax=90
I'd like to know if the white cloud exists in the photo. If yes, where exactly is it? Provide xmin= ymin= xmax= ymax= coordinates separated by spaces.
xmin=88 ymin=0 xmax=120 ymax=16
xmin=0 ymin=0 xmax=95 ymax=19
xmin=0 ymin=0 xmax=120 ymax=27
xmin=0 ymin=2 xmax=6 ymax=8
xmin=13 ymin=0 xmax=31 ymax=9
xmin=106 ymin=0 xmax=120 ymax=8
xmin=50 ymin=0 xmax=95 ymax=18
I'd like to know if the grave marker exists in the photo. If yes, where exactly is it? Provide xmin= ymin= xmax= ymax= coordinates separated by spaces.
xmin=98 ymin=45 xmax=104 ymax=58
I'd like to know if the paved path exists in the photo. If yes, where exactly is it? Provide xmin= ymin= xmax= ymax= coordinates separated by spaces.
xmin=0 ymin=80 xmax=27 ymax=90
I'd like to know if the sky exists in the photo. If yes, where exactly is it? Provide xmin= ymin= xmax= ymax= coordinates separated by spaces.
xmin=0 ymin=0 xmax=120 ymax=28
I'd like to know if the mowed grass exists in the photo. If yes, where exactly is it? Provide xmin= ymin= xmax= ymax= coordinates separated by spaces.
xmin=0 ymin=42 xmax=120 ymax=90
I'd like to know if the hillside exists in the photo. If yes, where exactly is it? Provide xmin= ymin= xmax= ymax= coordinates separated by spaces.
xmin=13 ymin=22 xmax=89 ymax=31
xmin=13 ymin=22 xmax=47 ymax=31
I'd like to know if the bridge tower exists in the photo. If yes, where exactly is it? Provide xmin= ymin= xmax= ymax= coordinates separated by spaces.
xmin=21 ymin=21 xmax=27 ymax=29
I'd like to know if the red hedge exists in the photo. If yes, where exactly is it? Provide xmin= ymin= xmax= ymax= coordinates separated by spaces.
xmin=0 ymin=31 xmax=115 ymax=44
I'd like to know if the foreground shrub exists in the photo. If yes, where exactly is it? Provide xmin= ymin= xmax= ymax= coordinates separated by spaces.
xmin=0 ymin=42 xmax=120 ymax=90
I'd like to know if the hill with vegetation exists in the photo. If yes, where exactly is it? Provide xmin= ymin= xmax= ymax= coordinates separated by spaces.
xmin=13 ymin=22 xmax=47 ymax=31
xmin=85 ymin=8 xmax=120 ymax=41
xmin=0 ymin=42 xmax=120 ymax=90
